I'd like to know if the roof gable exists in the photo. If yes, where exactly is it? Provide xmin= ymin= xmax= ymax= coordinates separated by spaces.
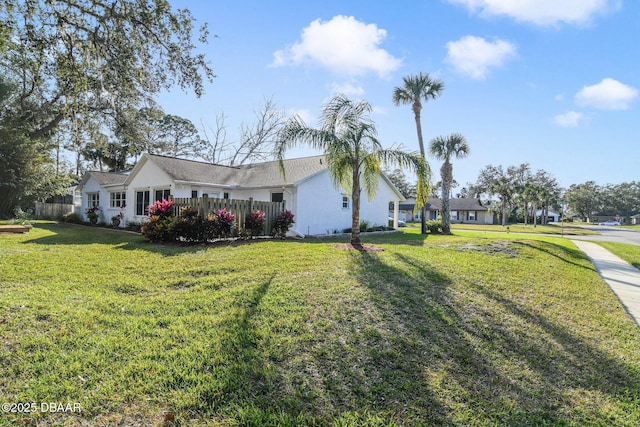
xmin=78 ymin=171 xmax=128 ymax=189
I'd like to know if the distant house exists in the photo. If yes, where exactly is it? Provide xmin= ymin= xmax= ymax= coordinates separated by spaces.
xmin=77 ymin=154 xmax=405 ymax=235
xmin=392 ymin=197 xmax=493 ymax=224
xmin=535 ymin=209 xmax=561 ymax=223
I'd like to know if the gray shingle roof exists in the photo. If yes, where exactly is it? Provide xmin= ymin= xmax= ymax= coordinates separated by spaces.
xmin=426 ymin=198 xmax=488 ymax=211
xmin=396 ymin=197 xmax=487 ymax=211
xmin=88 ymin=171 xmax=129 ymax=186
xmin=145 ymin=154 xmax=328 ymax=187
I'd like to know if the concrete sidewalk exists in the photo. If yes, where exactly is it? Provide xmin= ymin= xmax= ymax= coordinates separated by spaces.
xmin=572 ymin=240 xmax=640 ymax=326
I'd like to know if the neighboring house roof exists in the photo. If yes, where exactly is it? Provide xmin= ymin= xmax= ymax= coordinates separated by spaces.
xmin=392 ymin=197 xmax=488 ymax=211
xmin=77 ymin=171 xmax=129 ymax=190
xmin=425 ymin=198 xmax=488 ymax=211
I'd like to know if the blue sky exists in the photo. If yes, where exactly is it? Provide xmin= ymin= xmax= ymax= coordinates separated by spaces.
xmin=157 ymin=0 xmax=639 ymax=190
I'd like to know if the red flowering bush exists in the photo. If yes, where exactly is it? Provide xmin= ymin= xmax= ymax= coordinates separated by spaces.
xmin=272 ymin=210 xmax=295 ymax=238
xmin=245 ymin=210 xmax=266 ymax=237
xmin=210 ymin=208 xmax=235 ymax=237
xmin=148 ymin=198 xmax=174 ymax=218
xmin=142 ymin=199 xmax=175 ymax=242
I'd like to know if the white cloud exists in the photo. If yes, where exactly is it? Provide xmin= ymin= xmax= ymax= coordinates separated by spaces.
xmin=447 ymin=0 xmax=618 ymax=26
xmin=288 ymin=108 xmax=314 ymax=124
xmin=554 ymin=111 xmax=584 ymax=127
xmin=272 ymin=15 xmax=401 ymax=77
xmin=445 ymin=36 xmax=516 ymax=79
xmin=330 ymin=81 xmax=365 ymax=97
xmin=575 ymin=78 xmax=638 ymax=110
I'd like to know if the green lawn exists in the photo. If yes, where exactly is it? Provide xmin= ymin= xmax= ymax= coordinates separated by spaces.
xmin=595 ymin=241 xmax=640 ymax=270
xmin=1 ymin=223 xmax=639 ymax=426
xmin=450 ymin=222 xmax=599 ymax=235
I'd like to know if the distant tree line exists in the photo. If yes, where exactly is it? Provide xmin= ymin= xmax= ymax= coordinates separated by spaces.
xmin=458 ymin=165 xmax=640 ymax=225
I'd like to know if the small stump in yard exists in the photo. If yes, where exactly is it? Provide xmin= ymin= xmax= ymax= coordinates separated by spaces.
xmin=0 ymin=224 xmax=32 ymax=234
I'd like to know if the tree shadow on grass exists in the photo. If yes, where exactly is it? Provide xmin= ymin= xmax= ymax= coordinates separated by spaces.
xmin=342 ymin=248 xmax=640 ymax=425
xmin=514 ymin=240 xmax=597 ymax=271
xmin=22 ymin=222 xmax=273 ymax=257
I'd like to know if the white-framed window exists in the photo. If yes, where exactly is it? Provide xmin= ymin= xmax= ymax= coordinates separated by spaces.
xmin=154 ymin=189 xmax=171 ymax=201
xmin=110 ymin=192 xmax=126 ymax=208
xmin=191 ymin=190 xmax=198 ymax=198
xmin=271 ymin=192 xmax=283 ymax=203
xmin=451 ymin=211 xmax=459 ymax=220
xmin=136 ymin=190 xmax=150 ymax=216
xmin=87 ymin=193 xmax=99 ymax=208
xmin=468 ymin=211 xmax=477 ymax=221
xmin=342 ymin=195 xmax=349 ymax=209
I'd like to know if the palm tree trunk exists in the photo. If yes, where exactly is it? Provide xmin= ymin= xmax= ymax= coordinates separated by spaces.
xmin=441 ymin=161 xmax=452 ymax=234
xmin=413 ymin=106 xmax=427 ymax=235
xmin=351 ymin=167 xmax=362 ymax=247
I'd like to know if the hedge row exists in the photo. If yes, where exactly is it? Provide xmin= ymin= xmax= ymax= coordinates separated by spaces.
xmin=141 ymin=199 xmax=294 ymax=243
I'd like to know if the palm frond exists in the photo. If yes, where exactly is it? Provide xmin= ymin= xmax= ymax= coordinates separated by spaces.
xmin=361 ymin=153 xmax=382 ymax=200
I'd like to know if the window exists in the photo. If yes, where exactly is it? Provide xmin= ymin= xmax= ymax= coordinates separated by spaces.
xmin=154 ymin=189 xmax=170 ymax=201
xmin=451 ymin=211 xmax=459 ymax=221
xmin=271 ymin=192 xmax=283 ymax=203
xmin=191 ymin=190 xmax=198 ymax=199
xmin=342 ymin=195 xmax=349 ymax=209
xmin=468 ymin=211 xmax=477 ymax=221
xmin=110 ymin=192 xmax=126 ymax=208
xmin=136 ymin=191 xmax=150 ymax=216
xmin=87 ymin=193 xmax=99 ymax=208
xmin=223 ymin=192 xmax=229 ymax=199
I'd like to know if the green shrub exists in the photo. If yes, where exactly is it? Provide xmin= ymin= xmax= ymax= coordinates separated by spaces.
xmin=210 ymin=208 xmax=235 ymax=238
xmin=426 ymin=220 xmax=443 ymax=234
xmin=245 ymin=210 xmax=266 ymax=237
xmin=141 ymin=215 xmax=175 ymax=242
xmin=272 ymin=210 xmax=295 ymax=238
xmin=125 ymin=221 xmax=143 ymax=232
xmin=62 ymin=212 xmax=83 ymax=224
xmin=359 ymin=220 xmax=370 ymax=232
xmin=12 ymin=207 xmax=33 ymax=225
xmin=169 ymin=208 xmax=206 ymax=242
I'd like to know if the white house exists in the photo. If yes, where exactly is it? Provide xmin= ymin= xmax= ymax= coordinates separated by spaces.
xmin=77 ymin=154 xmax=404 ymax=236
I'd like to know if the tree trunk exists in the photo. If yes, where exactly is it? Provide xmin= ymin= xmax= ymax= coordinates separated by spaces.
xmin=413 ymin=105 xmax=427 ymax=235
xmin=351 ymin=166 xmax=362 ymax=247
xmin=441 ymin=161 xmax=452 ymax=234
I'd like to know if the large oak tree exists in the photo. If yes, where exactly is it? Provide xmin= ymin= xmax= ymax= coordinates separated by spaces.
xmin=0 ymin=0 xmax=214 ymax=215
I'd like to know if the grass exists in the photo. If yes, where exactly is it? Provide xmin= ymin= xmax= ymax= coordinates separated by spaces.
xmin=450 ymin=222 xmax=598 ymax=235
xmin=595 ymin=241 xmax=640 ymax=270
xmin=1 ymin=222 xmax=639 ymax=426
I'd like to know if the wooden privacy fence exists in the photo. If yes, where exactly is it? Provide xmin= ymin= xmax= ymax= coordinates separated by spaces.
xmin=35 ymin=202 xmax=75 ymax=219
xmin=171 ymin=195 xmax=286 ymax=235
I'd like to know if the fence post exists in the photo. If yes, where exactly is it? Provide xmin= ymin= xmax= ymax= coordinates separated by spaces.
xmin=201 ymin=194 xmax=208 ymax=218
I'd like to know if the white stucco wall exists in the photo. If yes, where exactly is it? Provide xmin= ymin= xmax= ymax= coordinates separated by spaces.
xmin=126 ymin=160 xmax=174 ymax=221
xmin=295 ymin=170 xmax=400 ymax=235
xmin=80 ymin=176 xmax=108 ymax=223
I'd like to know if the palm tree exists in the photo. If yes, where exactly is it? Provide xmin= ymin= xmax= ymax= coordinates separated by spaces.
xmin=429 ymin=133 xmax=470 ymax=234
xmin=393 ymin=72 xmax=444 ymax=233
xmin=490 ymin=176 xmax=515 ymax=226
xmin=275 ymin=94 xmax=430 ymax=247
